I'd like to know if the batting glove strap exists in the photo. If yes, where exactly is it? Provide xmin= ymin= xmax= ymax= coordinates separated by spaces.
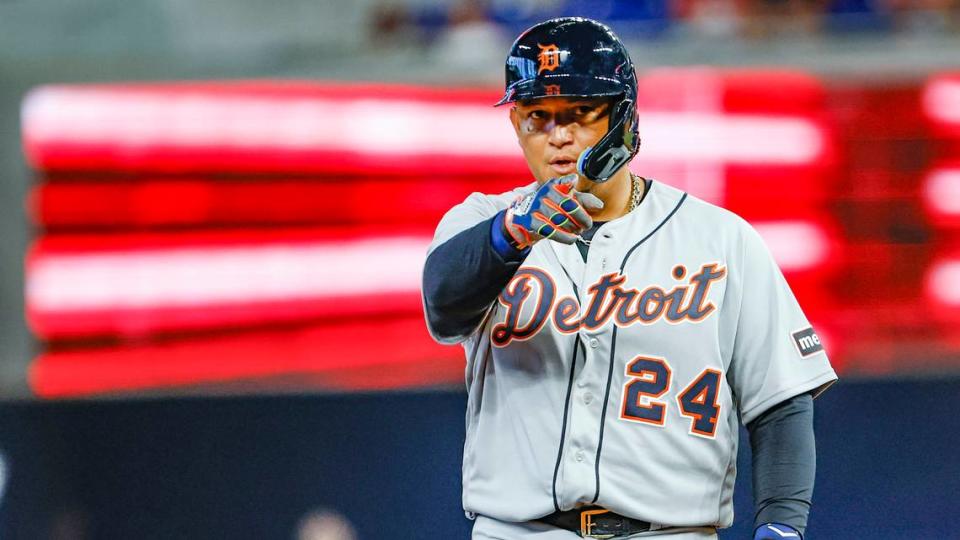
xmin=754 ymin=523 xmax=802 ymax=540
xmin=491 ymin=210 xmax=530 ymax=260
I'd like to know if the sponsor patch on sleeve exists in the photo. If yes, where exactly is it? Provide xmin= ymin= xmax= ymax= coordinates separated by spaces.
xmin=791 ymin=327 xmax=824 ymax=358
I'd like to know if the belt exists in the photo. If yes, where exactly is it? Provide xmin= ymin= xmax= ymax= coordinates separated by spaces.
xmin=536 ymin=507 xmax=652 ymax=538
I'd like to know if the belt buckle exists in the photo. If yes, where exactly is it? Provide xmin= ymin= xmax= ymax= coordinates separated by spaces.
xmin=579 ymin=508 xmax=615 ymax=539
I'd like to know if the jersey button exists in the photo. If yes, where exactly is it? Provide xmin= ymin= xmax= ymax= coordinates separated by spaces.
xmin=589 ymin=338 xmax=599 ymax=349
xmin=575 ymin=451 xmax=585 ymax=462
xmin=576 ymin=380 xmax=586 ymax=388
xmin=583 ymin=392 xmax=593 ymax=404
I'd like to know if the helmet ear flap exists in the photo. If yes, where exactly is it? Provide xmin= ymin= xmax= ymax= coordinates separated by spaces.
xmin=576 ymin=98 xmax=639 ymax=183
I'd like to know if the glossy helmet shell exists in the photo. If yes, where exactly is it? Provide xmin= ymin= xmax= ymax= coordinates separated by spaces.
xmin=495 ymin=17 xmax=637 ymax=107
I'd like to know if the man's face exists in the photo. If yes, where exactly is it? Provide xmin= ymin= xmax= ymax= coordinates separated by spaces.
xmin=510 ymin=96 xmax=612 ymax=184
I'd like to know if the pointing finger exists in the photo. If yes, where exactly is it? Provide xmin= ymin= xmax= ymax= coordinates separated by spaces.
xmin=550 ymin=174 xmax=579 ymax=195
xmin=573 ymin=191 xmax=604 ymax=212
xmin=554 ymin=173 xmax=578 ymax=187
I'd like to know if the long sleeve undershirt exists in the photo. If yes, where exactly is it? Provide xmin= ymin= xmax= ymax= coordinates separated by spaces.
xmin=422 ymin=213 xmax=528 ymax=340
xmin=746 ymin=392 xmax=816 ymax=535
xmin=421 ymin=209 xmax=816 ymax=535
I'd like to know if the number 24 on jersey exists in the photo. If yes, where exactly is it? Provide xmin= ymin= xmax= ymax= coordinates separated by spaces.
xmin=620 ymin=355 xmax=722 ymax=439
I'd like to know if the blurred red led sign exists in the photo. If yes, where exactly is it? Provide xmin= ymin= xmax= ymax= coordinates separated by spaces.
xmin=923 ymin=74 xmax=960 ymax=135
xmin=29 ymin=316 xmax=463 ymax=399
xmin=926 ymin=255 xmax=960 ymax=312
xmin=22 ymin=81 xmax=833 ymax=177
xmin=923 ymin=166 xmax=960 ymax=227
xmin=26 ymin=229 xmax=430 ymax=339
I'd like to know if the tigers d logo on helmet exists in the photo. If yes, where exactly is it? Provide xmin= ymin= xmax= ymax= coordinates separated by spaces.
xmin=537 ymin=43 xmax=561 ymax=74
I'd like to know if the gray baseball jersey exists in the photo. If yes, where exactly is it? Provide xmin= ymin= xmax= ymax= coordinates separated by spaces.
xmin=423 ymin=179 xmax=837 ymax=528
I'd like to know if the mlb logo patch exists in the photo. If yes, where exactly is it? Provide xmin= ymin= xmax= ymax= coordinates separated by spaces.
xmin=792 ymin=327 xmax=824 ymax=358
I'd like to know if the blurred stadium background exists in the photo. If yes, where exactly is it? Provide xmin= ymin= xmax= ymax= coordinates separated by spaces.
xmin=1 ymin=0 xmax=960 ymax=538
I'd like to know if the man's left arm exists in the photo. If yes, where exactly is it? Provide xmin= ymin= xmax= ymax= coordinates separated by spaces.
xmin=723 ymin=221 xmax=838 ymax=539
xmin=747 ymin=392 xmax=816 ymax=539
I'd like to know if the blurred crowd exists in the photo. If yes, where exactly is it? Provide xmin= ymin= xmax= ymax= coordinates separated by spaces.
xmin=373 ymin=0 xmax=960 ymax=45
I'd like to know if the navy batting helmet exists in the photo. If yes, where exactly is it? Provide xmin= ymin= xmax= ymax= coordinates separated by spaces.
xmin=496 ymin=17 xmax=640 ymax=183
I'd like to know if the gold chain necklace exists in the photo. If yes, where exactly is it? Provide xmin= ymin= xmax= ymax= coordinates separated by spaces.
xmin=627 ymin=173 xmax=643 ymax=213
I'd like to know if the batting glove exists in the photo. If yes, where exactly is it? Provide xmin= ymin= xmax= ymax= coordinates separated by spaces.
xmin=754 ymin=523 xmax=802 ymax=540
xmin=503 ymin=174 xmax=604 ymax=248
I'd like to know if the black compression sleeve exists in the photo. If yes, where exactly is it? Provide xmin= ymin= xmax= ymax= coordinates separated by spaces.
xmin=746 ymin=392 xmax=816 ymax=535
xmin=422 ymin=213 xmax=528 ymax=340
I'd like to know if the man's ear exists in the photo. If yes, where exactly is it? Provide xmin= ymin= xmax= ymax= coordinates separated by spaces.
xmin=509 ymin=106 xmax=522 ymax=140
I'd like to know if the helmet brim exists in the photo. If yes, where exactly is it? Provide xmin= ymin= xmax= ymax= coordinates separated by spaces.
xmin=494 ymin=75 xmax=626 ymax=106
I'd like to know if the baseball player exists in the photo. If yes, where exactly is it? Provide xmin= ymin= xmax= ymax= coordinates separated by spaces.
xmin=422 ymin=17 xmax=837 ymax=540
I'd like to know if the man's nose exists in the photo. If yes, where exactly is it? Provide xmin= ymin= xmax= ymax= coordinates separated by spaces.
xmin=547 ymin=121 xmax=574 ymax=147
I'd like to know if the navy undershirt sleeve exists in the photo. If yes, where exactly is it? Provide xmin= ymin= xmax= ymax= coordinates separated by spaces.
xmin=422 ymin=211 xmax=529 ymax=340
xmin=746 ymin=392 xmax=816 ymax=535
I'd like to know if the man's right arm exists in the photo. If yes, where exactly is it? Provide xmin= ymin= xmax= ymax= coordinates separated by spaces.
xmin=422 ymin=210 xmax=529 ymax=343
